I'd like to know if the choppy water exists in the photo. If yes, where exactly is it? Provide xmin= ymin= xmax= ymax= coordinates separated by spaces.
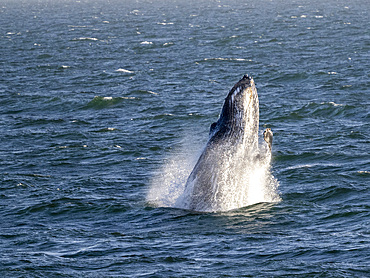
xmin=1 ymin=0 xmax=369 ymax=277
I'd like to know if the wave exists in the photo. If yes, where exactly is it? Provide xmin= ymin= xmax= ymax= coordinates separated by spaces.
xmin=115 ymin=68 xmax=134 ymax=74
xmin=272 ymin=102 xmax=357 ymax=121
xmin=12 ymin=196 xmax=132 ymax=217
xmin=296 ymin=101 xmax=358 ymax=119
xmin=200 ymin=57 xmax=253 ymax=62
xmin=72 ymin=37 xmax=99 ymax=41
xmin=157 ymin=22 xmax=174 ymax=25
xmin=85 ymin=96 xmax=136 ymax=109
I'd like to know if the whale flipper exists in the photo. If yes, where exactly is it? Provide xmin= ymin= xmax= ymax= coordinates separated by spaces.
xmin=263 ymin=128 xmax=273 ymax=151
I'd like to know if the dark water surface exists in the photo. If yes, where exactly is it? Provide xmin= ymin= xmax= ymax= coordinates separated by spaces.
xmin=1 ymin=0 xmax=369 ymax=277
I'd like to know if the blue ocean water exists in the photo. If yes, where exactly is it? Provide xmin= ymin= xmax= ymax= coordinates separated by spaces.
xmin=1 ymin=0 xmax=369 ymax=277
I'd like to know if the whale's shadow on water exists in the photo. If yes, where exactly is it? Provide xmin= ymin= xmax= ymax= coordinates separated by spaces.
xmin=147 ymin=75 xmax=280 ymax=213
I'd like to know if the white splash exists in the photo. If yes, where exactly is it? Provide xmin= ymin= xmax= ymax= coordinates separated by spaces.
xmin=147 ymin=132 xmax=280 ymax=212
xmin=157 ymin=22 xmax=174 ymax=25
xmin=115 ymin=68 xmax=134 ymax=73
xmin=74 ymin=37 xmax=99 ymax=41
xmin=147 ymin=139 xmax=201 ymax=208
xmin=327 ymin=101 xmax=343 ymax=107
xmin=204 ymin=57 xmax=251 ymax=62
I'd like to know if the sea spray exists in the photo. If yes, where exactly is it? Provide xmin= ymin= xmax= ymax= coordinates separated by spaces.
xmin=147 ymin=136 xmax=204 ymax=208
xmin=147 ymin=131 xmax=280 ymax=211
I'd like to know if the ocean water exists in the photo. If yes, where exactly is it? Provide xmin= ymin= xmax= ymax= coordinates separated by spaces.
xmin=1 ymin=0 xmax=369 ymax=277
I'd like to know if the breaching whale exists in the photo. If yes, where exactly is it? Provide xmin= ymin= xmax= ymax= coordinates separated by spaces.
xmin=176 ymin=75 xmax=273 ymax=212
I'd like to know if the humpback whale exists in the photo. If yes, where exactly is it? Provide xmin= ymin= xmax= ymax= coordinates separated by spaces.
xmin=176 ymin=75 xmax=273 ymax=212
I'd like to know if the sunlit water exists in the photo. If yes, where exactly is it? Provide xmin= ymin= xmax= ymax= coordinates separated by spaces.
xmin=1 ymin=0 xmax=369 ymax=277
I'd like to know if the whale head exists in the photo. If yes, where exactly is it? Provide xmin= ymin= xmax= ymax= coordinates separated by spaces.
xmin=210 ymin=75 xmax=259 ymax=146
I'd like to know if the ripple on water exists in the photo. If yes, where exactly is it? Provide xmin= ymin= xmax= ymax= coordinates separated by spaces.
xmin=0 ymin=0 xmax=369 ymax=276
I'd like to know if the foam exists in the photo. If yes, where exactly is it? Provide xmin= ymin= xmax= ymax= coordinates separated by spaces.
xmin=115 ymin=69 xmax=134 ymax=73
